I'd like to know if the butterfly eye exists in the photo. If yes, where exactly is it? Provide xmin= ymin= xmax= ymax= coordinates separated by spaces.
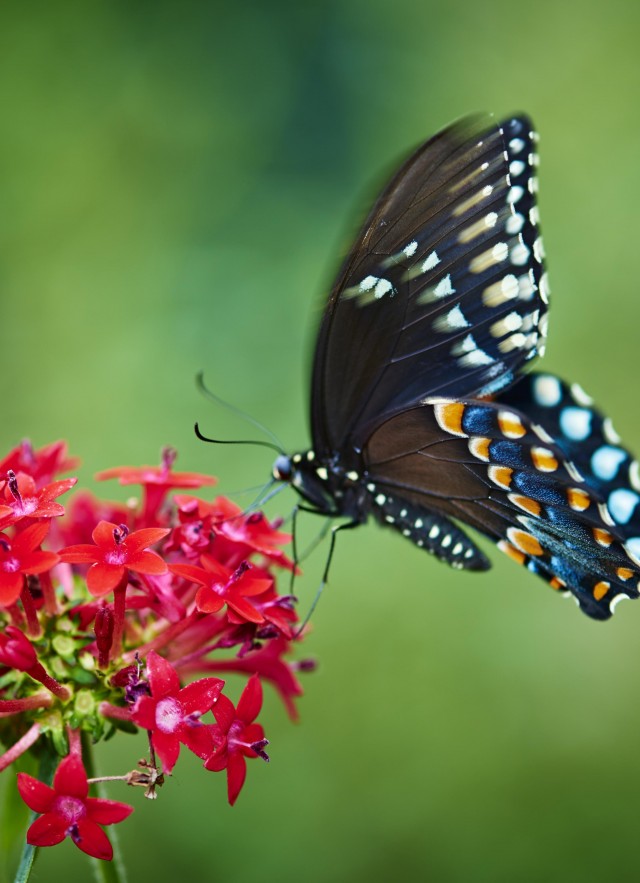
xmin=273 ymin=455 xmax=293 ymax=482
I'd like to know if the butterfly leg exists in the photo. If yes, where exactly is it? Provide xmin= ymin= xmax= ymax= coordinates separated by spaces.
xmin=295 ymin=518 xmax=361 ymax=636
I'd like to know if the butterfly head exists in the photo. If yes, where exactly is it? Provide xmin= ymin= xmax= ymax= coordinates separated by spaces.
xmin=272 ymin=450 xmax=341 ymax=514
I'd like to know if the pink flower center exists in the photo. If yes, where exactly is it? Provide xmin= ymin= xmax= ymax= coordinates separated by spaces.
xmin=1 ymin=556 xmax=20 ymax=573
xmin=105 ymin=549 xmax=127 ymax=566
xmin=53 ymin=794 xmax=87 ymax=825
xmin=155 ymin=697 xmax=183 ymax=734
xmin=227 ymin=720 xmax=245 ymax=750
xmin=12 ymin=497 xmax=36 ymax=516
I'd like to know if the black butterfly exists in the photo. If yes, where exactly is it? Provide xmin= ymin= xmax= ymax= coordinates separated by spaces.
xmin=271 ymin=114 xmax=640 ymax=620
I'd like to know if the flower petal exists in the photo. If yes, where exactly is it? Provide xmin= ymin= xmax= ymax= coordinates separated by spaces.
xmin=74 ymin=818 xmax=114 ymax=860
xmin=11 ymin=521 xmax=50 ymax=555
xmin=85 ymin=797 xmax=134 ymax=825
xmin=211 ymin=693 xmax=236 ymax=731
xmin=21 ymin=550 xmax=60 ymax=575
xmin=58 ymin=544 xmax=101 ymax=564
xmin=152 ymin=729 xmax=180 ymax=775
xmin=126 ymin=550 xmax=167 ymax=575
xmin=178 ymin=677 xmax=224 ymax=716
xmin=86 ymin=563 xmax=125 ymax=596
xmin=123 ymin=528 xmax=170 ymax=553
xmin=129 ymin=695 xmax=157 ymax=730
xmin=236 ymin=674 xmax=262 ymax=724
xmin=227 ymin=751 xmax=247 ymax=806
xmin=26 ymin=813 xmax=67 ymax=847
xmin=181 ymin=723 xmax=217 ymax=760
xmin=0 ymin=571 xmax=25 ymax=605
xmin=194 ymin=585 xmax=224 ymax=614
xmin=146 ymin=650 xmax=180 ymax=698
xmin=53 ymin=754 xmax=88 ymax=798
xmin=225 ymin=596 xmax=264 ymax=624
xmin=17 ymin=773 xmax=55 ymax=813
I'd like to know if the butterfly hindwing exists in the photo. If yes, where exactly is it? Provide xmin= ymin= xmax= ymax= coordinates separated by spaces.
xmin=311 ymin=115 xmax=549 ymax=459
xmin=361 ymin=394 xmax=640 ymax=619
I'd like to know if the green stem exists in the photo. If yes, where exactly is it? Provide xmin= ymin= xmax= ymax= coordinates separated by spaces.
xmin=82 ymin=734 xmax=128 ymax=883
xmin=13 ymin=748 xmax=57 ymax=883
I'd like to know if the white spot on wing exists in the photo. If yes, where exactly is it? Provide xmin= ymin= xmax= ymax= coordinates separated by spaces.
xmin=434 ymin=304 xmax=470 ymax=332
xmin=533 ymin=375 xmax=562 ymax=407
xmin=433 ymin=274 xmax=455 ymax=298
xmin=422 ymin=251 xmax=440 ymax=271
xmin=559 ymin=407 xmax=592 ymax=441
xmin=591 ymin=446 xmax=626 ymax=481
xmin=608 ymin=488 xmax=640 ymax=525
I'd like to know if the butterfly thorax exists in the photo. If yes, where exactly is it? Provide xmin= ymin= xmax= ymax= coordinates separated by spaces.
xmin=272 ymin=450 xmax=368 ymax=520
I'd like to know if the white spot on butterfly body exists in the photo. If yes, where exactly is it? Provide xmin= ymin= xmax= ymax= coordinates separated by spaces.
xmin=506 ymin=213 xmax=525 ymax=234
xmin=510 ymin=241 xmax=530 ymax=266
xmin=375 ymin=493 xmax=386 ymax=506
xmin=591 ymin=446 xmax=626 ymax=481
xmin=608 ymin=488 xmax=640 ymax=525
xmin=630 ymin=461 xmax=640 ymax=491
xmin=533 ymin=237 xmax=545 ymax=263
xmin=533 ymin=375 xmax=562 ymax=407
xmin=316 ymin=466 xmax=328 ymax=480
xmin=507 ymin=185 xmax=524 ymax=204
xmin=559 ymin=407 xmax=592 ymax=441
xmin=509 ymin=137 xmax=525 ymax=154
xmin=429 ymin=524 xmax=440 ymax=539
xmin=509 ymin=160 xmax=526 ymax=177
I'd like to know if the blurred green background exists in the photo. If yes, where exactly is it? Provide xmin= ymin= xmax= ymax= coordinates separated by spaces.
xmin=2 ymin=1 xmax=640 ymax=881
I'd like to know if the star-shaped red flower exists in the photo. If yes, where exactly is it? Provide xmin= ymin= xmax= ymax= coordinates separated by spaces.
xmin=130 ymin=651 xmax=224 ymax=774
xmin=170 ymin=556 xmax=271 ymax=623
xmin=17 ymin=753 xmax=133 ymax=861
xmin=204 ymin=674 xmax=269 ymax=805
xmin=0 ymin=471 xmax=77 ymax=530
xmin=59 ymin=521 xmax=170 ymax=596
xmin=0 ymin=522 xmax=59 ymax=606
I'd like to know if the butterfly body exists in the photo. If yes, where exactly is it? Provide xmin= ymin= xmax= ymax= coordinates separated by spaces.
xmin=271 ymin=113 xmax=640 ymax=620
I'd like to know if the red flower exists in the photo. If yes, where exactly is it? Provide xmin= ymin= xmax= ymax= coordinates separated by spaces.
xmin=206 ymin=637 xmax=305 ymax=721
xmin=59 ymin=521 xmax=169 ymax=596
xmin=0 ymin=471 xmax=77 ymax=529
xmin=17 ymin=753 xmax=133 ymax=860
xmin=170 ymin=556 xmax=271 ymax=623
xmin=204 ymin=674 xmax=269 ymax=805
xmin=96 ymin=448 xmax=216 ymax=523
xmin=0 ymin=522 xmax=59 ymax=606
xmin=130 ymin=651 xmax=224 ymax=774
xmin=210 ymin=497 xmax=295 ymax=571
xmin=0 ymin=440 xmax=78 ymax=486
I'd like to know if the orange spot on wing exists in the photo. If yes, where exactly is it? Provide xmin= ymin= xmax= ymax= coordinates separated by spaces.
xmin=434 ymin=402 xmax=466 ymax=437
xmin=488 ymin=465 xmax=513 ymax=489
xmin=549 ymin=576 xmax=566 ymax=590
xmin=469 ymin=437 xmax=491 ymax=462
xmin=498 ymin=411 xmax=526 ymax=439
xmin=531 ymin=447 xmax=559 ymax=472
xmin=593 ymin=581 xmax=610 ymax=601
xmin=497 ymin=539 xmax=526 ymax=565
xmin=509 ymin=494 xmax=542 ymax=516
xmin=567 ymin=488 xmax=590 ymax=512
xmin=617 ymin=567 xmax=634 ymax=581
xmin=593 ymin=527 xmax=613 ymax=547
xmin=507 ymin=528 xmax=544 ymax=556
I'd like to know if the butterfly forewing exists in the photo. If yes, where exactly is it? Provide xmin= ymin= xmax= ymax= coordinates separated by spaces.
xmin=311 ymin=115 xmax=548 ymax=459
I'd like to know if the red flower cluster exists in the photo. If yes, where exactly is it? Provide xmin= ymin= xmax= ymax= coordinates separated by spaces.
xmin=0 ymin=441 xmax=311 ymax=863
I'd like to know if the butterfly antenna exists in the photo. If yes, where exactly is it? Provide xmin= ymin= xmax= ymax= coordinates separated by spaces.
xmin=196 ymin=372 xmax=285 ymax=452
xmin=195 ymin=422 xmax=284 ymax=456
